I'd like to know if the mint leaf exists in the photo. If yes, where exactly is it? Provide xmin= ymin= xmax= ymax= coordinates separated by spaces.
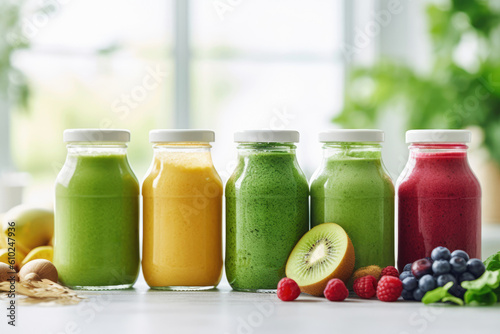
xmin=422 ymin=282 xmax=454 ymax=305
xmin=484 ymin=251 xmax=500 ymax=271
xmin=461 ymin=270 xmax=500 ymax=306
xmin=491 ymin=285 xmax=500 ymax=303
xmin=465 ymin=290 xmax=497 ymax=306
xmin=442 ymin=295 xmax=464 ymax=306
xmin=462 ymin=270 xmax=500 ymax=291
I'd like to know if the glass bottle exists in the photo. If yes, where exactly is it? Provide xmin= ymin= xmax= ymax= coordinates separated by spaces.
xmin=310 ymin=129 xmax=395 ymax=272
xmin=397 ymin=130 xmax=481 ymax=269
xmin=54 ymin=129 xmax=140 ymax=290
xmin=225 ymin=130 xmax=309 ymax=292
xmin=142 ymin=130 xmax=223 ymax=290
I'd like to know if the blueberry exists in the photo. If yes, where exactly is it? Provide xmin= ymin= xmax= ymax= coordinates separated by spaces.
xmin=431 ymin=246 xmax=451 ymax=261
xmin=466 ymin=258 xmax=486 ymax=278
xmin=399 ymin=271 xmax=413 ymax=281
xmin=402 ymin=277 xmax=418 ymax=291
xmin=411 ymin=259 xmax=433 ymax=279
xmin=403 ymin=263 xmax=412 ymax=272
xmin=437 ymin=274 xmax=457 ymax=287
xmin=451 ymin=250 xmax=469 ymax=262
xmin=459 ymin=272 xmax=475 ymax=283
xmin=401 ymin=289 xmax=415 ymax=301
xmin=413 ymin=288 xmax=426 ymax=302
xmin=419 ymin=274 xmax=437 ymax=292
xmin=432 ymin=260 xmax=451 ymax=275
xmin=449 ymin=283 xmax=466 ymax=299
xmin=450 ymin=256 xmax=467 ymax=274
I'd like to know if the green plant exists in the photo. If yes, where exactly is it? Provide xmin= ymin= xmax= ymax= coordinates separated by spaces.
xmin=0 ymin=0 xmax=32 ymax=107
xmin=484 ymin=250 xmax=500 ymax=271
xmin=0 ymin=1 xmax=75 ymax=108
xmin=335 ymin=0 xmax=500 ymax=164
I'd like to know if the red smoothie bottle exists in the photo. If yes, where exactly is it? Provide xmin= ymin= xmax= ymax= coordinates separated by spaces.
xmin=397 ymin=130 xmax=481 ymax=270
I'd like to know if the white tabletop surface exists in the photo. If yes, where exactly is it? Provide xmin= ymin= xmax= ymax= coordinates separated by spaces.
xmin=2 ymin=278 xmax=500 ymax=334
xmin=2 ymin=224 xmax=500 ymax=334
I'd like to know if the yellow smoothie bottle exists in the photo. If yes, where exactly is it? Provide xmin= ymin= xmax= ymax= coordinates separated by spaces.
xmin=142 ymin=130 xmax=223 ymax=290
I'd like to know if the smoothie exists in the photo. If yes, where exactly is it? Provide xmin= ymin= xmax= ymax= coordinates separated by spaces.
xmin=142 ymin=147 xmax=223 ymax=288
xmin=311 ymin=155 xmax=395 ymax=271
xmin=225 ymin=146 xmax=309 ymax=291
xmin=398 ymin=148 xmax=481 ymax=269
xmin=55 ymin=153 xmax=140 ymax=288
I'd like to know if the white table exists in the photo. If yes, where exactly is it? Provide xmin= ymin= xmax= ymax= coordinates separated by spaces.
xmin=3 ymin=276 xmax=500 ymax=334
xmin=3 ymin=224 xmax=500 ymax=334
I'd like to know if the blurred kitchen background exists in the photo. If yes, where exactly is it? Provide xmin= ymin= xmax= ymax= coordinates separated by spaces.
xmin=1 ymin=0 xmax=500 ymax=253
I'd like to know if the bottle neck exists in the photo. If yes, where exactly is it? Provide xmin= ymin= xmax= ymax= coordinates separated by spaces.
xmin=236 ymin=142 xmax=297 ymax=155
xmin=409 ymin=143 xmax=469 ymax=160
xmin=322 ymin=142 xmax=383 ymax=160
xmin=401 ymin=143 xmax=474 ymax=184
xmin=63 ymin=144 xmax=130 ymax=172
xmin=149 ymin=143 xmax=215 ymax=170
xmin=67 ymin=143 xmax=128 ymax=156
xmin=152 ymin=142 xmax=212 ymax=154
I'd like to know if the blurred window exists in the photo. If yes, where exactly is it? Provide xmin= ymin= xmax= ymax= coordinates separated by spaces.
xmin=6 ymin=0 xmax=347 ymax=203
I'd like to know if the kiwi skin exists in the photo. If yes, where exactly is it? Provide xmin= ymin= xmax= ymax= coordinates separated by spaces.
xmin=286 ymin=224 xmax=355 ymax=297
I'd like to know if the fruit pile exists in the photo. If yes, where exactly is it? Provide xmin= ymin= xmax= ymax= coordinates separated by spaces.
xmin=399 ymin=247 xmax=485 ymax=301
xmin=278 ymin=265 xmax=403 ymax=302
xmin=0 ymin=205 xmax=54 ymax=271
xmin=276 ymin=222 xmax=499 ymax=306
xmin=278 ymin=223 xmax=404 ymax=302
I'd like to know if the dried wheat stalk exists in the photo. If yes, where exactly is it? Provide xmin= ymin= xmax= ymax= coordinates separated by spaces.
xmin=0 ymin=279 xmax=84 ymax=305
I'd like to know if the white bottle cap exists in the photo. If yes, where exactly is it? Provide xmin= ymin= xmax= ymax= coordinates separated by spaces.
xmin=63 ymin=129 xmax=131 ymax=143
xmin=318 ymin=129 xmax=384 ymax=143
xmin=234 ymin=130 xmax=300 ymax=143
xmin=149 ymin=129 xmax=215 ymax=143
xmin=406 ymin=130 xmax=471 ymax=143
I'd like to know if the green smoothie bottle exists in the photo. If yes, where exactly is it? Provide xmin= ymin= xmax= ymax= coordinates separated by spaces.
xmin=310 ymin=130 xmax=394 ymax=273
xmin=54 ymin=129 xmax=140 ymax=290
xmin=225 ymin=130 xmax=309 ymax=292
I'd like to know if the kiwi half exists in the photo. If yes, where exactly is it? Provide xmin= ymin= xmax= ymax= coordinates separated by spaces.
xmin=285 ymin=223 xmax=355 ymax=296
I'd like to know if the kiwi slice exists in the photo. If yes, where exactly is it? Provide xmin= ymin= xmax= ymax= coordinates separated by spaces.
xmin=285 ymin=223 xmax=355 ymax=296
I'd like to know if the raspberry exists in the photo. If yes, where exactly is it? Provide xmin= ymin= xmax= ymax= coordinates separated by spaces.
xmin=353 ymin=275 xmax=377 ymax=299
xmin=377 ymin=275 xmax=403 ymax=302
xmin=323 ymin=279 xmax=349 ymax=301
xmin=381 ymin=266 xmax=399 ymax=278
xmin=277 ymin=278 xmax=301 ymax=301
